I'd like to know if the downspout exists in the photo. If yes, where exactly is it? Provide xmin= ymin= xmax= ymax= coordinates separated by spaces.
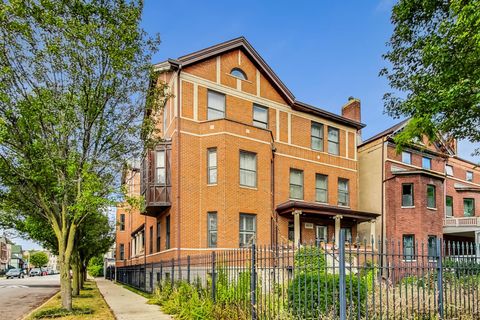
xmin=270 ymin=131 xmax=276 ymax=246
xmin=380 ymin=137 xmax=386 ymax=269
xmin=176 ymin=66 xmax=182 ymax=261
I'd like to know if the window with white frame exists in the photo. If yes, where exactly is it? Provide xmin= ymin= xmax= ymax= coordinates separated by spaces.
xmin=327 ymin=127 xmax=339 ymax=155
xmin=315 ymin=174 xmax=328 ymax=203
xmin=239 ymin=151 xmax=257 ymax=187
xmin=446 ymin=196 xmax=453 ymax=217
xmin=445 ymin=165 xmax=454 ymax=176
xmin=427 ymin=185 xmax=436 ymax=208
xmin=253 ymin=104 xmax=268 ymax=129
xmin=207 ymin=148 xmax=217 ymax=184
xmin=155 ymin=150 xmax=166 ymax=184
xmin=403 ymin=235 xmax=415 ymax=261
xmin=464 ymin=198 xmax=475 ymax=217
xmin=289 ymin=169 xmax=304 ymax=199
xmin=402 ymin=151 xmax=412 ymax=164
xmin=466 ymin=171 xmax=474 ymax=182
xmin=207 ymin=90 xmax=225 ymax=120
xmin=311 ymin=122 xmax=324 ymax=151
xmin=208 ymin=212 xmax=217 ymax=248
xmin=239 ymin=214 xmax=256 ymax=247
xmin=338 ymin=178 xmax=349 ymax=206
xmin=402 ymin=184 xmax=414 ymax=207
xmin=316 ymin=225 xmax=328 ymax=242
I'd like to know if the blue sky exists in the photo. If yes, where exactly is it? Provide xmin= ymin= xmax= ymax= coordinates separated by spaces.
xmin=12 ymin=0 xmax=477 ymax=251
xmin=142 ymin=0 xmax=476 ymax=160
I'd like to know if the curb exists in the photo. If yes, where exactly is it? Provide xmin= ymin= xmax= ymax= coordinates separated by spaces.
xmin=21 ymin=290 xmax=60 ymax=320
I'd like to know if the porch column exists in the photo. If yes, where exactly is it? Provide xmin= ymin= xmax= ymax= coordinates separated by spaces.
xmin=334 ymin=215 xmax=343 ymax=244
xmin=293 ymin=210 xmax=302 ymax=246
xmin=370 ymin=219 xmax=376 ymax=251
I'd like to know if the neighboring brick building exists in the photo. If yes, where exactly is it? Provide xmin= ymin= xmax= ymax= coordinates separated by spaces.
xmin=116 ymin=37 xmax=379 ymax=267
xmin=358 ymin=120 xmax=480 ymax=259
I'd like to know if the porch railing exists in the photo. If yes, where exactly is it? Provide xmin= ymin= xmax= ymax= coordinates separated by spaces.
xmin=443 ymin=216 xmax=480 ymax=227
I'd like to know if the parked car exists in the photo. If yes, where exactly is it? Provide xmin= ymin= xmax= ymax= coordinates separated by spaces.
xmin=29 ymin=268 xmax=42 ymax=277
xmin=6 ymin=268 xmax=25 ymax=279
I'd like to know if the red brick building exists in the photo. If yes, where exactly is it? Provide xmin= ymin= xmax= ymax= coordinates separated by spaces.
xmin=116 ymin=37 xmax=379 ymax=267
xmin=358 ymin=120 xmax=480 ymax=258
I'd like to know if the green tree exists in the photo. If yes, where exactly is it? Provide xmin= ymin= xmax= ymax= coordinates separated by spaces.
xmin=381 ymin=0 xmax=480 ymax=153
xmin=0 ymin=0 xmax=165 ymax=310
xmin=30 ymin=251 xmax=49 ymax=268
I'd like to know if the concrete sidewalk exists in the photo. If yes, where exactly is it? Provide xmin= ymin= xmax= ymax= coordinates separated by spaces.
xmin=96 ymin=278 xmax=171 ymax=320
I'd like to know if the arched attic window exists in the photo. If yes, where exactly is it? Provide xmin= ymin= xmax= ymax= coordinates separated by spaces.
xmin=230 ymin=68 xmax=247 ymax=80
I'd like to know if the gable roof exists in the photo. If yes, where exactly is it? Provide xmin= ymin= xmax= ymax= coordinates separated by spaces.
xmin=360 ymin=118 xmax=457 ymax=156
xmin=359 ymin=118 xmax=410 ymax=147
xmin=154 ymin=37 xmax=365 ymax=130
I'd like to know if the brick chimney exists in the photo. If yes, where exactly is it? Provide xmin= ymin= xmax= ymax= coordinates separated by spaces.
xmin=342 ymin=97 xmax=362 ymax=144
xmin=341 ymin=97 xmax=361 ymax=123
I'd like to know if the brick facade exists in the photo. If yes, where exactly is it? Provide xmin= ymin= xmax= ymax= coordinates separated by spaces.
xmin=115 ymin=38 xmax=374 ymax=267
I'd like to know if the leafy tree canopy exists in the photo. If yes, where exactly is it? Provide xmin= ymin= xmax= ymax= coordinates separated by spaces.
xmin=30 ymin=251 xmax=49 ymax=268
xmin=0 ymin=0 xmax=165 ymax=310
xmin=381 ymin=0 xmax=480 ymax=154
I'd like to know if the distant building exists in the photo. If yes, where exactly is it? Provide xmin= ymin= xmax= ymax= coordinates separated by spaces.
xmin=10 ymin=244 xmax=24 ymax=269
xmin=46 ymin=251 xmax=58 ymax=271
xmin=0 ymin=236 xmax=10 ymax=272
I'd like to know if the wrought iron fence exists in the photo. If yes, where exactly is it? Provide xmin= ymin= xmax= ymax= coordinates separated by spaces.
xmin=116 ymin=231 xmax=480 ymax=319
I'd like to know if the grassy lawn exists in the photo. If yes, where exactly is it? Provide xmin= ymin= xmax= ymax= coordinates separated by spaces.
xmin=26 ymin=280 xmax=114 ymax=320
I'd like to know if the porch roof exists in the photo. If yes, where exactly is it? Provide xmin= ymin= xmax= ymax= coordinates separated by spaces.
xmin=276 ymin=200 xmax=380 ymax=222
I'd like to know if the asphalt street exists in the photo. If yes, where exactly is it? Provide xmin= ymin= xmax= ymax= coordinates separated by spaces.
xmin=0 ymin=274 xmax=59 ymax=320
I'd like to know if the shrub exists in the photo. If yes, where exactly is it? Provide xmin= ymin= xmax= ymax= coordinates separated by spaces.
xmin=87 ymin=256 xmax=104 ymax=277
xmin=294 ymin=246 xmax=327 ymax=274
xmin=288 ymin=272 xmax=367 ymax=318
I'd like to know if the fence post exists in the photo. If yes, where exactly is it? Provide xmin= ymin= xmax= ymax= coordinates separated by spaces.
xmin=187 ymin=255 xmax=191 ymax=284
xmin=436 ymin=238 xmax=444 ymax=319
xmin=211 ymin=251 xmax=216 ymax=303
xmin=339 ymin=229 xmax=347 ymax=320
xmin=251 ymin=243 xmax=257 ymax=320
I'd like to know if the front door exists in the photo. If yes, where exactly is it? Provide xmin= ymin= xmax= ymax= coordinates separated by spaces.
xmin=316 ymin=225 xmax=328 ymax=243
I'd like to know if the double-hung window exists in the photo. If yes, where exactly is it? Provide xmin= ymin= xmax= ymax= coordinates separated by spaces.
xmin=208 ymin=212 xmax=217 ymax=248
xmin=119 ymin=214 xmax=125 ymax=231
xmin=327 ymin=127 xmax=339 ymax=155
xmin=338 ymin=178 xmax=349 ymax=206
xmin=445 ymin=165 xmax=454 ymax=176
xmin=402 ymin=151 xmax=412 ymax=164
xmin=156 ymin=222 xmax=161 ymax=252
xmin=311 ymin=122 xmax=324 ymax=151
xmin=428 ymin=236 xmax=437 ymax=260
xmin=446 ymin=196 xmax=453 ymax=217
xmin=239 ymin=214 xmax=256 ymax=247
xmin=464 ymin=198 xmax=475 ymax=217
xmin=119 ymin=244 xmax=125 ymax=260
xmin=239 ymin=151 xmax=257 ymax=187
xmin=422 ymin=157 xmax=431 ymax=170
xmin=403 ymin=235 xmax=415 ymax=261
xmin=165 ymin=215 xmax=170 ymax=249
xmin=253 ymin=105 xmax=268 ymax=129
xmin=149 ymin=226 xmax=153 ymax=254
xmin=467 ymin=171 xmax=474 ymax=182
xmin=402 ymin=184 xmax=414 ymax=207
xmin=427 ymin=185 xmax=436 ymax=208
xmin=289 ymin=169 xmax=303 ymax=200
xmin=315 ymin=174 xmax=328 ymax=203
xmin=155 ymin=150 xmax=166 ymax=185
xmin=207 ymin=148 xmax=217 ymax=184
xmin=207 ymin=90 xmax=225 ymax=120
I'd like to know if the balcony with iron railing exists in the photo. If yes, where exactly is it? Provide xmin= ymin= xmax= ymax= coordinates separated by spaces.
xmin=140 ymin=142 xmax=172 ymax=216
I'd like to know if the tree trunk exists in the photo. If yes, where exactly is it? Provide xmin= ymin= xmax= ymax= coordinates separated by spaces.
xmin=59 ymin=253 xmax=72 ymax=310
xmin=71 ymin=259 xmax=80 ymax=296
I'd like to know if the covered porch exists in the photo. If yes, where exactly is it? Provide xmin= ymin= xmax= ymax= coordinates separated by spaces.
xmin=276 ymin=200 xmax=380 ymax=247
